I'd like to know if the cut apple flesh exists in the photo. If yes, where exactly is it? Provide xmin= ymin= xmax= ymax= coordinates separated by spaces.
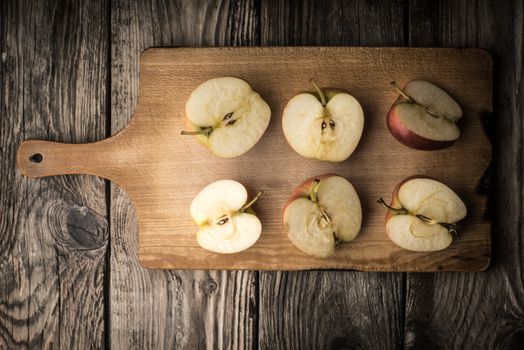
xmin=389 ymin=80 xmax=463 ymax=145
xmin=316 ymin=176 xmax=362 ymax=241
xmin=185 ymin=77 xmax=271 ymax=158
xmin=282 ymin=91 xmax=364 ymax=162
xmin=405 ymin=80 xmax=462 ymax=122
xmin=393 ymin=103 xmax=460 ymax=141
xmin=397 ymin=178 xmax=466 ymax=222
xmin=190 ymin=179 xmax=262 ymax=254
xmin=387 ymin=215 xmax=452 ymax=251
xmin=190 ymin=180 xmax=247 ymax=225
xmin=284 ymin=175 xmax=362 ymax=257
xmin=196 ymin=213 xmax=261 ymax=254
xmin=385 ymin=178 xmax=467 ymax=252
xmin=284 ymin=198 xmax=335 ymax=257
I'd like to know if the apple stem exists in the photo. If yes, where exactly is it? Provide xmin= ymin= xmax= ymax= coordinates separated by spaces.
xmin=309 ymin=78 xmax=327 ymax=106
xmin=310 ymin=179 xmax=321 ymax=203
xmin=240 ymin=191 xmax=263 ymax=212
xmin=390 ymin=81 xmax=413 ymax=101
xmin=416 ymin=214 xmax=459 ymax=235
xmin=181 ymin=127 xmax=213 ymax=136
xmin=309 ymin=179 xmax=331 ymax=224
xmin=377 ymin=198 xmax=407 ymax=214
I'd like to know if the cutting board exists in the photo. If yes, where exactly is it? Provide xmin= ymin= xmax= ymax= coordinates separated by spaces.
xmin=17 ymin=47 xmax=492 ymax=271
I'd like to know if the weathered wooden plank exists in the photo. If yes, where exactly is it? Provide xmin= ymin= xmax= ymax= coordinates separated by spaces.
xmin=0 ymin=2 xmax=28 ymax=347
xmin=110 ymin=0 xmax=259 ymax=348
xmin=405 ymin=0 xmax=524 ymax=348
xmin=260 ymin=0 xmax=359 ymax=45
xmin=258 ymin=1 xmax=406 ymax=348
xmin=0 ymin=0 xmax=108 ymax=348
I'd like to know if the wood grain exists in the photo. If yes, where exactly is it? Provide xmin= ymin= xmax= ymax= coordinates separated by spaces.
xmin=109 ymin=1 xmax=259 ymax=348
xmin=0 ymin=0 xmax=108 ymax=348
xmin=258 ymin=3 xmax=406 ymax=349
xmin=404 ymin=0 xmax=524 ymax=348
xmin=17 ymin=46 xmax=492 ymax=271
xmin=259 ymin=271 xmax=404 ymax=349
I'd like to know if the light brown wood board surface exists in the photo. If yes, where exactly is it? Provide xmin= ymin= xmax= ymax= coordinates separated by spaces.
xmin=16 ymin=47 xmax=492 ymax=271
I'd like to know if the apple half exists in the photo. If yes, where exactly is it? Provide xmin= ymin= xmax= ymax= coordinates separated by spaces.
xmin=190 ymin=180 xmax=262 ymax=254
xmin=283 ymin=174 xmax=362 ymax=257
xmin=282 ymin=80 xmax=364 ymax=162
xmin=379 ymin=177 xmax=467 ymax=252
xmin=387 ymin=80 xmax=463 ymax=150
xmin=182 ymin=77 xmax=271 ymax=158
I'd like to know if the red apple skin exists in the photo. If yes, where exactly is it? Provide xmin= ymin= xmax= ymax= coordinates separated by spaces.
xmin=384 ymin=175 xmax=436 ymax=222
xmin=387 ymin=101 xmax=455 ymax=151
xmin=282 ymin=173 xmax=339 ymax=225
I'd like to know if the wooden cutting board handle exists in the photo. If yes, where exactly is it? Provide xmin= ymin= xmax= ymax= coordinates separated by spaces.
xmin=17 ymin=139 xmax=115 ymax=179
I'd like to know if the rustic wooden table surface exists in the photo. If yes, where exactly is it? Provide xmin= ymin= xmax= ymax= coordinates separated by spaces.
xmin=1 ymin=0 xmax=523 ymax=349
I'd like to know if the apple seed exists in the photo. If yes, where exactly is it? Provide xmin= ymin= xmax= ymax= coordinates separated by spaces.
xmin=217 ymin=216 xmax=229 ymax=225
xmin=309 ymin=78 xmax=327 ymax=106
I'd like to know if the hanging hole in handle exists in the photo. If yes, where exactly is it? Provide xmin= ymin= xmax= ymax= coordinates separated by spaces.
xmin=29 ymin=153 xmax=43 ymax=163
